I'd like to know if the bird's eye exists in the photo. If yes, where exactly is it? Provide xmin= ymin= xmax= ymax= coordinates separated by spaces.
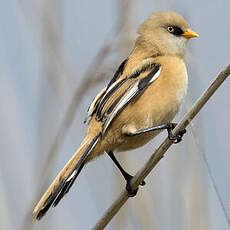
xmin=167 ymin=26 xmax=174 ymax=33
xmin=167 ymin=26 xmax=184 ymax=36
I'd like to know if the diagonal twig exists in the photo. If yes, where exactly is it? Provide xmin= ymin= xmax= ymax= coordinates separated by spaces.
xmin=92 ymin=63 xmax=230 ymax=230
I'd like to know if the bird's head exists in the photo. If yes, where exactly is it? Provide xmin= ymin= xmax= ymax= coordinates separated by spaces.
xmin=137 ymin=12 xmax=199 ymax=58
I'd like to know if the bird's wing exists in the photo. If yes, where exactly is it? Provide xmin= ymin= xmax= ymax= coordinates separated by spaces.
xmin=84 ymin=86 xmax=107 ymax=123
xmin=84 ymin=59 xmax=128 ymax=124
xmin=94 ymin=61 xmax=162 ymax=134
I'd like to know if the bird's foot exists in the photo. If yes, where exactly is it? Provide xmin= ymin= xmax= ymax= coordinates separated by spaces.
xmin=125 ymin=174 xmax=145 ymax=197
xmin=167 ymin=123 xmax=186 ymax=143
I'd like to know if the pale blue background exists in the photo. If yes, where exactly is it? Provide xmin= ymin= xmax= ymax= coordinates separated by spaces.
xmin=0 ymin=0 xmax=230 ymax=229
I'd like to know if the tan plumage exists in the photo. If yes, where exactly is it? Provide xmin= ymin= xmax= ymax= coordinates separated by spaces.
xmin=33 ymin=11 xmax=198 ymax=221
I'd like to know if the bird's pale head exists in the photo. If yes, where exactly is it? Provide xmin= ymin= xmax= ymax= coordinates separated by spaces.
xmin=137 ymin=12 xmax=198 ymax=58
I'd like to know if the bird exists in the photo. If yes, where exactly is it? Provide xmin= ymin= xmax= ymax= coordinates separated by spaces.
xmin=33 ymin=11 xmax=198 ymax=221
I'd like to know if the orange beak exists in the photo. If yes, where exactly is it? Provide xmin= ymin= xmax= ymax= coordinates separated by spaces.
xmin=182 ymin=29 xmax=199 ymax=38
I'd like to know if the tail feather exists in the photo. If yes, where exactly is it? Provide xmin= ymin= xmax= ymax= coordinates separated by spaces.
xmin=52 ymin=162 xmax=84 ymax=207
xmin=33 ymin=133 xmax=101 ymax=221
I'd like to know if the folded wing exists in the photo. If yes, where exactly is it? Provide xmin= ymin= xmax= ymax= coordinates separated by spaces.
xmin=86 ymin=59 xmax=162 ymax=134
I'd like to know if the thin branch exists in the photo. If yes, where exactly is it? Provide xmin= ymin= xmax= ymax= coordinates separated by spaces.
xmin=92 ymin=63 xmax=230 ymax=230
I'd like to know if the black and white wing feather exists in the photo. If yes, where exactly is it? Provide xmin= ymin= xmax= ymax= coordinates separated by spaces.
xmin=84 ymin=86 xmax=107 ymax=123
xmin=85 ymin=59 xmax=162 ymax=134
xmin=102 ymin=65 xmax=161 ymax=133
xmin=84 ymin=59 xmax=128 ymax=123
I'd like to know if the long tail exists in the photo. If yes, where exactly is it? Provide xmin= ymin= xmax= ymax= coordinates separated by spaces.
xmin=32 ymin=133 xmax=101 ymax=221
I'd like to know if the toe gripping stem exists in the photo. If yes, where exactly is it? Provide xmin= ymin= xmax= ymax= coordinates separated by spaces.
xmin=166 ymin=123 xmax=186 ymax=143
xmin=125 ymin=174 xmax=145 ymax=197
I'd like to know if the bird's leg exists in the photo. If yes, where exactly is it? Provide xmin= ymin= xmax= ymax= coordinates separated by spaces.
xmin=106 ymin=151 xmax=145 ymax=197
xmin=125 ymin=123 xmax=186 ymax=143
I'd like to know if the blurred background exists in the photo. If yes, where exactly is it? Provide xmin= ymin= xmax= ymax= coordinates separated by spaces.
xmin=1 ymin=0 xmax=230 ymax=229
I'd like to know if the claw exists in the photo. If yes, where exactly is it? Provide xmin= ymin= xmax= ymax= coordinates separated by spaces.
xmin=126 ymin=183 xmax=139 ymax=197
xmin=167 ymin=123 xmax=186 ymax=144
xmin=140 ymin=180 xmax=146 ymax=186
xmin=125 ymin=175 xmax=145 ymax=197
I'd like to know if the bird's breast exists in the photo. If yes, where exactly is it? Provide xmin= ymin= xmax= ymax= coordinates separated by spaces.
xmin=137 ymin=57 xmax=188 ymax=126
xmin=116 ymin=57 xmax=188 ymax=151
xmin=102 ymin=56 xmax=188 ymax=152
